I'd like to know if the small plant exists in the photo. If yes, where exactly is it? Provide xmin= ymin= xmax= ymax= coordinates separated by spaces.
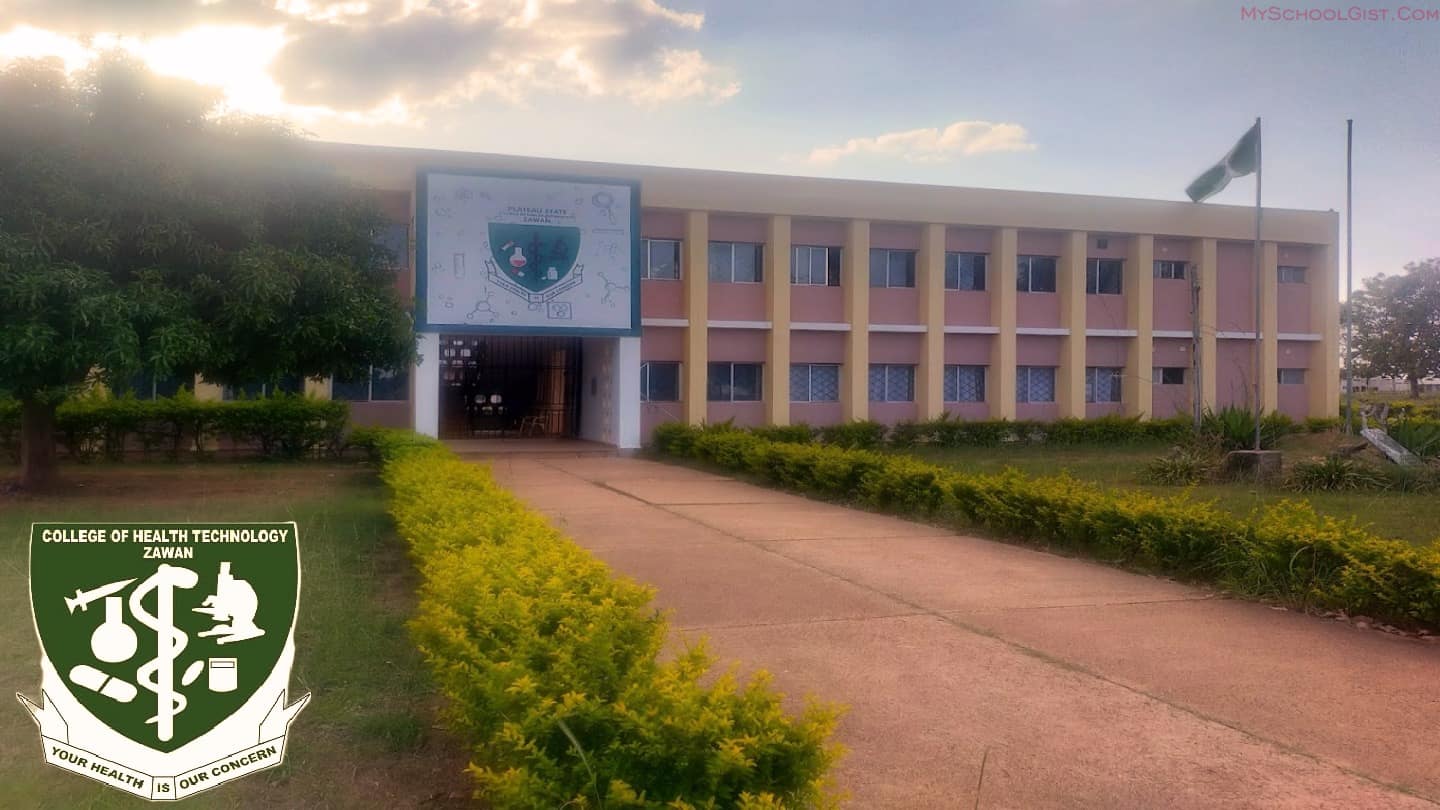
xmin=1285 ymin=457 xmax=1388 ymax=492
xmin=817 ymin=419 xmax=888 ymax=450
xmin=1303 ymin=416 xmax=1342 ymax=434
xmin=1388 ymin=418 xmax=1440 ymax=459
xmin=1201 ymin=405 xmax=1294 ymax=450
xmin=751 ymin=423 xmax=816 ymax=444
xmin=1140 ymin=449 xmax=1215 ymax=485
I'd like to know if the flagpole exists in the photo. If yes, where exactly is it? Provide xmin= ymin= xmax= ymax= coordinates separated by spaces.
xmin=1345 ymin=119 xmax=1355 ymax=434
xmin=1252 ymin=116 xmax=1263 ymax=451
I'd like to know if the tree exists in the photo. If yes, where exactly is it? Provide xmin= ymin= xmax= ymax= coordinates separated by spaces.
xmin=1345 ymin=259 xmax=1440 ymax=397
xmin=0 ymin=56 xmax=415 ymax=488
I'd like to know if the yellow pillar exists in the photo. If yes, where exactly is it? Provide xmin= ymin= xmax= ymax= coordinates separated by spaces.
xmin=683 ymin=211 xmax=709 ymax=424
xmin=1057 ymin=230 xmax=1088 ymax=419
xmin=1124 ymin=235 xmax=1154 ymax=418
xmin=1195 ymin=238 xmax=1218 ymax=411
xmin=989 ymin=228 xmax=1018 ymax=420
xmin=1311 ymin=240 xmax=1341 ymax=418
xmin=917 ymin=224 xmax=946 ymax=419
xmin=1260 ymin=241 xmax=1279 ymax=414
xmin=842 ymin=219 xmax=870 ymax=422
xmin=765 ymin=215 xmax=792 ymax=426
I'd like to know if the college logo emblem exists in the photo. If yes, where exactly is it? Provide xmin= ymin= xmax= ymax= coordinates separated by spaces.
xmin=17 ymin=522 xmax=308 ymax=800
xmin=485 ymin=222 xmax=584 ymax=303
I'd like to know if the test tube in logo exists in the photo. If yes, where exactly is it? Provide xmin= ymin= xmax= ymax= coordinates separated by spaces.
xmin=208 ymin=657 xmax=237 ymax=693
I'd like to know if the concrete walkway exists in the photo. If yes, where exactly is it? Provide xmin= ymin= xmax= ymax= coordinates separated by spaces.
xmin=485 ymin=455 xmax=1440 ymax=809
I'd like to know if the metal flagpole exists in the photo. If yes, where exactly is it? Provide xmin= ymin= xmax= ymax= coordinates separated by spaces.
xmin=1345 ymin=119 xmax=1355 ymax=433
xmin=1252 ymin=117 xmax=1264 ymax=451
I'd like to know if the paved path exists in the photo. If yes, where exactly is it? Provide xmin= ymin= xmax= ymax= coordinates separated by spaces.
xmin=485 ymin=455 xmax=1440 ymax=809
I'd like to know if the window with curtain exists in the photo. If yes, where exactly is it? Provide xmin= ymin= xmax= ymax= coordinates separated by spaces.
xmin=868 ymin=364 xmax=915 ymax=402
xmin=943 ymin=365 xmax=986 ymax=402
xmin=1015 ymin=366 xmax=1056 ymax=403
xmin=790 ymin=364 xmax=840 ymax=402
xmin=1085 ymin=366 xmax=1123 ymax=403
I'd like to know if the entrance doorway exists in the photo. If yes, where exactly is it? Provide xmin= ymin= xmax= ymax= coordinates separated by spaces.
xmin=438 ymin=335 xmax=582 ymax=439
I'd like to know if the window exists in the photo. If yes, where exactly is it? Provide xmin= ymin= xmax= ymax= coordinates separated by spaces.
xmin=707 ymin=362 xmax=762 ymax=402
xmin=1154 ymin=260 xmax=1187 ymax=280
xmin=944 ymin=253 xmax=987 ymax=291
xmin=333 ymin=367 xmax=409 ymax=402
xmin=1278 ymin=368 xmax=1307 ymax=385
xmin=1016 ymin=366 xmax=1056 ymax=403
xmin=790 ymin=363 xmax=840 ymax=402
xmin=374 ymin=223 xmax=410 ymax=269
xmin=1085 ymin=366 xmax=1124 ymax=403
xmin=868 ymin=364 xmax=915 ymax=402
xmin=1017 ymin=256 xmax=1057 ymax=293
xmin=1086 ymin=259 xmax=1123 ymax=295
xmin=869 ymin=249 xmax=916 ymax=288
xmin=943 ymin=365 xmax=986 ymax=402
xmin=708 ymin=241 xmax=762 ymax=283
xmin=223 ymin=375 xmax=303 ymax=400
xmin=1152 ymin=367 xmax=1186 ymax=385
xmin=641 ymin=238 xmax=681 ymax=280
xmin=640 ymin=361 xmax=681 ymax=402
xmin=791 ymin=245 xmax=842 ymax=286
xmin=122 ymin=371 xmax=187 ymax=400
xmin=1278 ymin=265 xmax=1307 ymax=284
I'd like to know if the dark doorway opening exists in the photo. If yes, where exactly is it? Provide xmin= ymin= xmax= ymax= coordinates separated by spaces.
xmin=439 ymin=335 xmax=582 ymax=439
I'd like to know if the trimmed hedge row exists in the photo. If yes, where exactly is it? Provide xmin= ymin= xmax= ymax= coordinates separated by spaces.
xmin=653 ymin=423 xmax=1440 ymax=631
xmin=0 ymin=393 xmax=348 ymax=462
xmin=368 ymin=429 xmax=843 ymax=810
xmin=750 ymin=414 xmax=1195 ymax=451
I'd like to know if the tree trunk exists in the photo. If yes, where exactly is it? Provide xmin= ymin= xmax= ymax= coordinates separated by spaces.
xmin=1411 ymin=375 xmax=1423 ymax=398
xmin=20 ymin=398 xmax=59 ymax=490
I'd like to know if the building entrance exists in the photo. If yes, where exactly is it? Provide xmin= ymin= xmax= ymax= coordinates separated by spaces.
xmin=438 ymin=335 xmax=582 ymax=439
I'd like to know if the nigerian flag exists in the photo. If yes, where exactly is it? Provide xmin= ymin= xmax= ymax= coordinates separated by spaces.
xmin=1186 ymin=121 xmax=1261 ymax=202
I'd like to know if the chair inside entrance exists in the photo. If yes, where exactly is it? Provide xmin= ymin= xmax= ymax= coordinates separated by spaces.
xmin=440 ymin=335 xmax=581 ymax=439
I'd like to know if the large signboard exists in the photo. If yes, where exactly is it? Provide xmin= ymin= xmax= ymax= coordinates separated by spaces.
xmin=417 ymin=170 xmax=640 ymax=335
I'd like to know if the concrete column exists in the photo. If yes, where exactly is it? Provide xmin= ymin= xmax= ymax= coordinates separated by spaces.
xmin=765 ymin=215 xmax=792 ymax=426
xmin=194 ymin=377 xmax=224 ymax=402
xmin=1057 ymin=230 xmax=1088 ymax=418
xmin=1260 ymin=241 xmax=1279 ymax=414
xmin=616 ymin=336 xmax=642 ymax=448
xmin=1124 ymin=235 xmax=1154 ymax=418
xmin=1311 ymin=240 xmax=1341 ymax=417
xmin=414 ymin=332 xmax=440 ymax=437
xmin=1195 ymin=238 xmax=1219 ymax=411
xmin=305 ymin=377 xmax=331 ymax=399
xmin=917 ymin=223 xmax=946 ymax=419
xmin=842 ymin=219 xmax=870 ymax=422
xmin=989 ymin=228 xmax=1018 ymax=420
xmin=683 ymin=211 xmax=709 ymax=424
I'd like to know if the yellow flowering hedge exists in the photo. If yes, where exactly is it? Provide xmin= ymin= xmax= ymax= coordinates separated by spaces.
xmin=653 ymin=423 xmax=1440 ymax=630
xmin=364 ymin=429 xmax=843 ymax=810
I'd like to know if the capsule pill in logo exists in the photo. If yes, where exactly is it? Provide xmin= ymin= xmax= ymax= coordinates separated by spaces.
xmin=208 ymin=658 xmax=237 ymax=692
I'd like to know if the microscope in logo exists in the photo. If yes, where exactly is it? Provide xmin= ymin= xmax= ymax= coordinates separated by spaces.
xmin=19 ymin=523 xmax=308 ymax=800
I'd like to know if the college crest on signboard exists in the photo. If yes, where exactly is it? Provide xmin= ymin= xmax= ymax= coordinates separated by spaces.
xmin=485 ymin=222 xmax=584 ymax=303
xmin=18 ymin=522 xmax=309 ymax=800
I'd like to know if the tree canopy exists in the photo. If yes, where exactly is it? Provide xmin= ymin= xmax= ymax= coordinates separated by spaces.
xmin=0 ymin=55 xmax=415 ymax=486
xmin=1345 ymin=258 xmax=1440 ymax=396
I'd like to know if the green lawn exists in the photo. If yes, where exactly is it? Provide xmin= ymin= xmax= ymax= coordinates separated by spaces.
xmin=0 ymin=463 xmax=470 ymax=809
xmin=903 ymin=435 xmax=1440 ymax=547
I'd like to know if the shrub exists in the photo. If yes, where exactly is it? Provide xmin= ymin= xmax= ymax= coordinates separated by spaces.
xmin=1388 ymin=418 xmax=1440 ymax=459
xmin=1140 ymin=449 xmax=1215 ymax=486
xmin=816 ymin=420 xmax=888 ymax=450
xmin=1285 ymin=457 xmax=1388 ymax=492
xmin=1303 ymin=416 xmax=1342 ymax=434
xmin=1201 ymin=405 xmax=1294 ymax=450
xmin=0 ymin=397 xmax=18 ymax=463
xmin=750 ymin=423 xmax=816 ymax=444
xmin=652 ymin=423 xmax=1440 ymax=631
xmin=380 ymin=433 xmax=843 ymax=809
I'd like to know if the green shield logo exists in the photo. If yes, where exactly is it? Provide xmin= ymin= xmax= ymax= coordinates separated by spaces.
xmin=19 ymin=522 xmax=308 ymax=800
xmin=487 ymin=222 xmax=582 ymax=294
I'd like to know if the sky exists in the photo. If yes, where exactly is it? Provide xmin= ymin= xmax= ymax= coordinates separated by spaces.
xmin=0 ymin=0 xmax=1435 ymax=290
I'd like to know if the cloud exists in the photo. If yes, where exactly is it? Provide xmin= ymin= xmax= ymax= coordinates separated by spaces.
xmin=0 ymin=0 xmax=740 ymax=122
xmin=807 ymin=120 xmax=1037 ymax=165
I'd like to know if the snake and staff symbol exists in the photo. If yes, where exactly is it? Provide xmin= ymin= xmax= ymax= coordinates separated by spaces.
xmin=129 ymin=564 xmax=198 ymax=743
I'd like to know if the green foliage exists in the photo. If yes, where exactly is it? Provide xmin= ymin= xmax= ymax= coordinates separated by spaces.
xmin=1345 ymin=259 xmax=1440 ymax=395
xmin=750 ymin=424 xmax=816 ymax=444
xmin=1140 ymin=449 xmax=1215 ymax=486
xmin=0 ymin=397 xmax=18 ymax=462
xmin=654 ymin=423 xmax=1440 ymax=630
xmin=0 ymin=392 xmax=347 ymax=461
xmin=1285 ymin=457 xmax=1388 ymax=493
xmin=1387 ymin=418 xmax=1440 ymax=459
xmin=1303 ymin=417 xmax=1342 ymax=434
xmin=1201 ymin=405 xmax=1294 ymax=450
xmin=380 ymin=435 xmax=843 ymax=809
xmin=816 ymin=420 xmax=888 ymax=449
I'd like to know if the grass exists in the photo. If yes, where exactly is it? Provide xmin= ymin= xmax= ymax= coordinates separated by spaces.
xmin=0 ymin=462 xmax=470 ymax=809
xmin=903 ymin=433 xmax=1440 ymax=547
